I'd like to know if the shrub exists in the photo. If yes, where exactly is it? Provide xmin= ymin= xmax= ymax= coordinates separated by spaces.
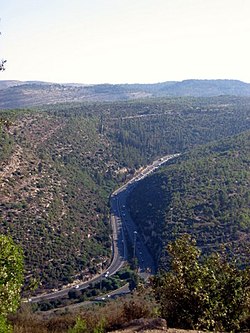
xmin=121 ymin=294 xmax=156 ymax=323
xmin=0 ymin=315 xmax=12 ymax=333
xmin=68 ymin=317 xmax=87 ymax=333
xmin=153 ymin=234 xmax=250 ymax=332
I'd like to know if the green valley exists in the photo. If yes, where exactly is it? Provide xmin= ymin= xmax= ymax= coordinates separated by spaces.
xmin=0 ymin=96 xmax=250 ymax=292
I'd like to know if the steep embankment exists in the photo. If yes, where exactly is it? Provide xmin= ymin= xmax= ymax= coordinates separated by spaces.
xmin=128 ymin=131 xmax=250 ymax=266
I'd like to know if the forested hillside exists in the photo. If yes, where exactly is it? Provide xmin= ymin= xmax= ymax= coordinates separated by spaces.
xmin=127 ymin=131 xmax=250 ymax=267
xmin=0 ymin=96 xmax=250 ymax=291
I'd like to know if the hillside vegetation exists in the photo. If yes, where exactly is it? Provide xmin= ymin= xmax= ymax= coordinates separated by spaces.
xmin=0 ymin=96 xmax=250 ymax=291
xmin=9 ymin=237 xmax=250 ymax=332
xmin=128 ymin=131 xmax=250 ymax=266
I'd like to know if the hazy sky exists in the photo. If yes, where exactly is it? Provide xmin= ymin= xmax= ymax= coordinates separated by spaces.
xmin=1 ymin=0 xmax=250 ymax=84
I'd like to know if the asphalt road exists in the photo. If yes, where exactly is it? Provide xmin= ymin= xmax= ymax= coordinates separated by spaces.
xmin=27 ymin=153 xmax=179 ymax=303
xmin=111 ymin=153 xmax=180 ymax=278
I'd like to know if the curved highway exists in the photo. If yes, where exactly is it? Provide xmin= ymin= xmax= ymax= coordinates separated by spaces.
xmin=110 ymin=153 xmax=180 ymax=279
xmin=28 ymin=153 xmax=179 ymax=303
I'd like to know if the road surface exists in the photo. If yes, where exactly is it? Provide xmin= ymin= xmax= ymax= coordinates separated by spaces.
xmin=110 ymin=153 xmax=180 ymax=278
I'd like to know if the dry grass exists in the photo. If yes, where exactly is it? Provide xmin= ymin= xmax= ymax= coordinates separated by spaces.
xmin=10 ymin=292 xmax=157 ymax=333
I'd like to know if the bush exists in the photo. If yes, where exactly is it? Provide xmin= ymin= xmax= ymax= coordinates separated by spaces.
xmin=0 ymin=315 xmax=12 ymax=333
xmin=0 ymin=236 xmax=24 ymax=316
xmin=153 ymin=235 xmax=250 ymax=332
xmin=68 ymin=317 xmax=87 ymax=333
xmin=121 ymin=293 xmax=156 ymax=323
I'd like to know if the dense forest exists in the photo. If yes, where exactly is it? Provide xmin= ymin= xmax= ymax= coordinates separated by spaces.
xmin=127 ymin=131 xmax=250 ymax=267
xmin=0 ymin=96 xmax=250 ymax=291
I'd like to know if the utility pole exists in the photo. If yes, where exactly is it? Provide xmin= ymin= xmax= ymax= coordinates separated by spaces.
xmin=170 ymin=207 xmax=173 ymax=223
xmin=133 ymin=231 xmax=137 ymax=258
xmin=100 ymin=264 xmax=102 ymax=291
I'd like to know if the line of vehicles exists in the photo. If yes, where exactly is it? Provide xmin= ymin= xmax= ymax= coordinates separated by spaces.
xmin=111 ymin=153 xmax=180 ymax=276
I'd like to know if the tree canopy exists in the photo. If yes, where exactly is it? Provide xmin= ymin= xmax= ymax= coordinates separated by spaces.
xmin=0 ymin=235 xmax=24 ymax=331
xmin=153 ymin=235 xmax=250 ymax=332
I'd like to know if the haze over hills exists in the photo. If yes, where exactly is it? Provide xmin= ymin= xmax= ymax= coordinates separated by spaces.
xmin=1 ymin=79 xmax=250 ymax=109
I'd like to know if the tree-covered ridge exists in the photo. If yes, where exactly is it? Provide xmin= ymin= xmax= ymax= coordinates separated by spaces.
xmin=106 ymin=96 xmax=250 ymax=161
xmin=0 ymin=96 xmax=250 ymax=292
xmin=127 ymin=131 xmax=250 ymax=266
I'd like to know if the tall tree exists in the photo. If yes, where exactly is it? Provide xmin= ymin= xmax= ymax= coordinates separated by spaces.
xmin=153 ymin=235 xmax=250 ymax=332
xmin=0 ymin=59 xmax=6 ymax=71
xmin=0 ymin=29 xmax=6 ymax=71
xmin=0 ymin=235 xmax=24 ymax=331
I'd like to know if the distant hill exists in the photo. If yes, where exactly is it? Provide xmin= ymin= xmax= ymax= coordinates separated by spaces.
xmin=0 ymin=80 xmax=51 ymax=90
xmin=1 ymin=79 xmax=250 ymax=108
xmin=157 ymin=79 xmax=250 ymax=96
xmin=0 ymin=80 xmax=24 ymax=90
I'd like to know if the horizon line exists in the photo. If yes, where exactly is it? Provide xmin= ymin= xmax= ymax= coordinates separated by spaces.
xmin=0 ymin=78 xmax=250 ymax=86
